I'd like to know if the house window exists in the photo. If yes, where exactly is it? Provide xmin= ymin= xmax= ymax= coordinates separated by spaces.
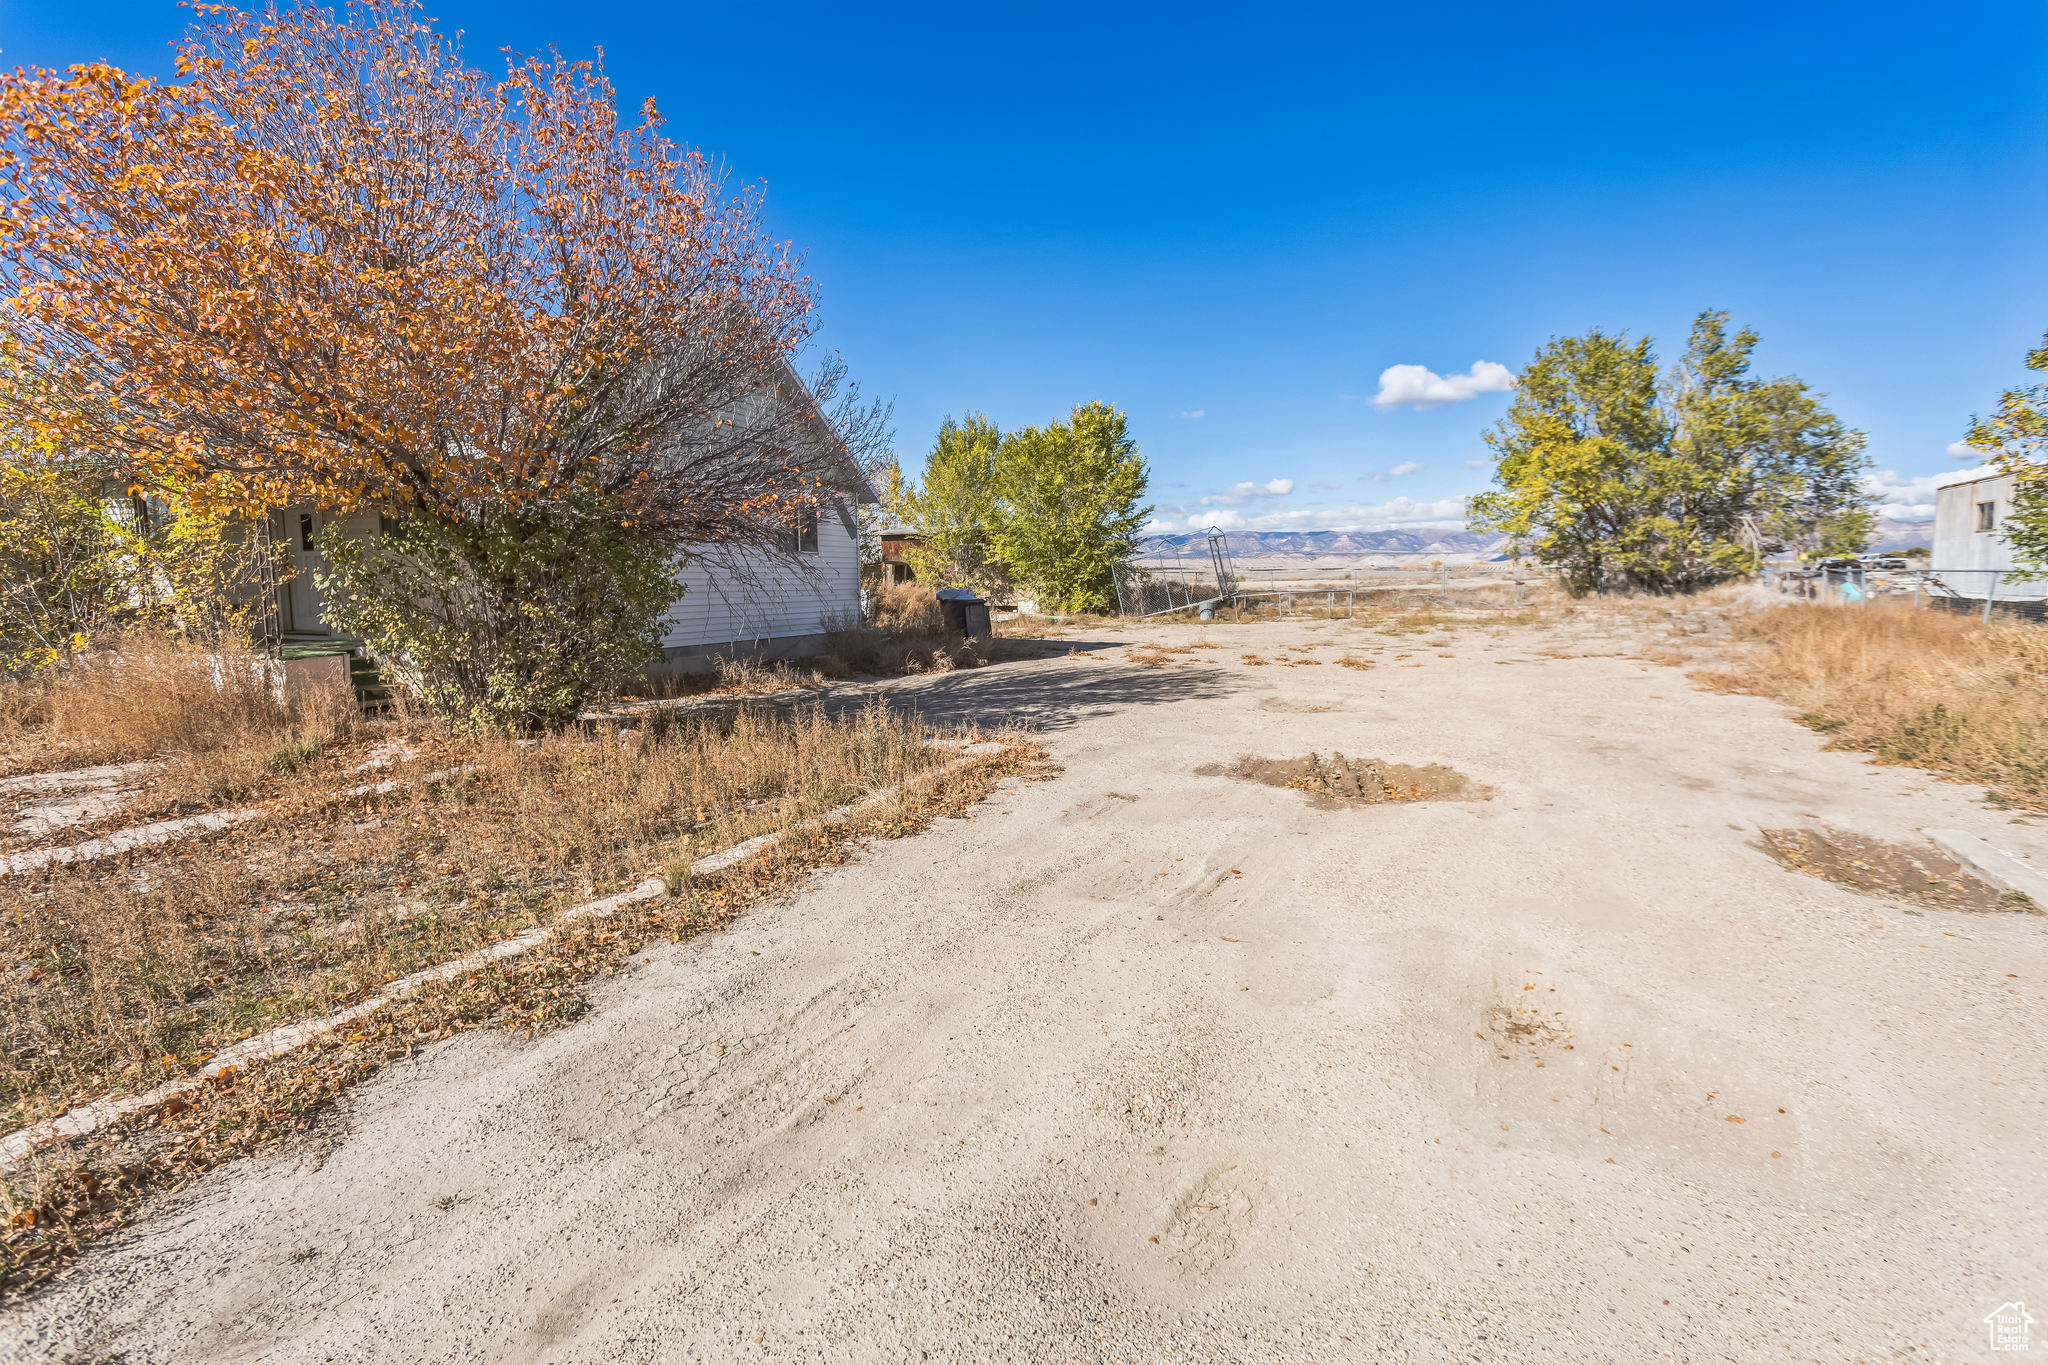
xmin=790 ymin=506 xmax=819 ymax=554
xmin=1976 ymin=500 xmax=1997 ymax=533
xmin=298 ymin=513 xmax=316 ymax=551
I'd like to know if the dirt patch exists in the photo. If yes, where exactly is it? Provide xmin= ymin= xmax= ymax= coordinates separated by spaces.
xmin=1758 ymin=826 xmax=2011 ymax=912
xmin=1486 ymin=1000 xmax=1575 ymax=1060
xmin=1200 ymin=753 xmax=1489 ymax=808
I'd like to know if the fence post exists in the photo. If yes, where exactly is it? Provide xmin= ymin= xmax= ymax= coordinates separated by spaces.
xmin=1985 ymin=574 xmax=1998 ymax=624
xmin=1912 ymin=575 xmax=1920 ymax=611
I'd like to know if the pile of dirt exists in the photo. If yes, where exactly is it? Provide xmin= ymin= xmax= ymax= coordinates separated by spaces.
xmin=1759 ymin=826 xmax=2010 ymax=912
xmin=1202 ymin=753 xmax=1489 ymax=807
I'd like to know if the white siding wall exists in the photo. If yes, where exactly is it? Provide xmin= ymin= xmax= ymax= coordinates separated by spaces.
xmin=1932 ymin=469 xmax=2018 ymax=574
xmin=659 ymin=505 xmax=861 ymax=651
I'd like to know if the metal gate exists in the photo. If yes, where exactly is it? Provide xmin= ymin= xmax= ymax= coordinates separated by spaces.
xmin=1112 ymin=527 xmax=1239 ymax=618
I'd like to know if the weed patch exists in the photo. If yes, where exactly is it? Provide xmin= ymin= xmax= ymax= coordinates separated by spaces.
xmin=1201 ymin=754 xmax=1490 ymax=808
xmin=1698 ymin=603 xmax=2048 ymax=809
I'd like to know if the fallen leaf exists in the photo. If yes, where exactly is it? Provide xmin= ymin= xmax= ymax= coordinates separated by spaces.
xmin=1221 ymin=936 xmax=1240 ymax=943
xmin=1725 ymin=1115 xmax=1745 ymax=1123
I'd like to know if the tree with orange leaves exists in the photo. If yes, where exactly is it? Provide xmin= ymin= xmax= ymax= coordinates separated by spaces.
xmin=0 ymin=1 xmax=875 ymax=726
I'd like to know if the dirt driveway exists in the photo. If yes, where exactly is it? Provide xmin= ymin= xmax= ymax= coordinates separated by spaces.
xmin=10 ymin=614 xmax=2045 ymax=1363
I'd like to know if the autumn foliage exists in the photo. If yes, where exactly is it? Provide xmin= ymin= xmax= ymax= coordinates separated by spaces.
xmin=0 ymin=1 xmax=867 ymax=725
xmin=0 ymin=0 xmax=847 ymax=534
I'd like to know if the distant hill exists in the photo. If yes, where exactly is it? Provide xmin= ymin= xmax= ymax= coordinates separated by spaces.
xmin=1219 ymin=529 xmax=1509 ymax=561
xmin=1210 ymin=520 xmax=1935 ymax=563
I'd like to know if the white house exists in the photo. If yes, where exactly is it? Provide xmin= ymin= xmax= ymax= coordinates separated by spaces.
xmin=270 ymin=369 xmax=875 ymax=677
xmin=1932 ymin=465 xmax=2020 ymax=588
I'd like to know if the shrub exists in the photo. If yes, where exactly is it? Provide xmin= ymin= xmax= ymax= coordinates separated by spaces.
xmin=873 ymin=580 xmax=943 ymax=633
xmin=318 ymin=499 xmax=677 ymax=732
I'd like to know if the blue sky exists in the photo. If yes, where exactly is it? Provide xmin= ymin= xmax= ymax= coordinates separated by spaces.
xmin=6 ymin=1 xmax=2045 ymax=531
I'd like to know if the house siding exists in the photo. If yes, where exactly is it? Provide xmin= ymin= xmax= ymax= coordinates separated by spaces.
xmin=1932 ymin=468 xmax=2019 ymax=582
xmin=656 ymin=502 xmax=860 ymax=665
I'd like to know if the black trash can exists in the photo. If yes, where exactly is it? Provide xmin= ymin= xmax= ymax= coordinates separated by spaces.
xmin=936 ymin=588 xmax=991 ymax=641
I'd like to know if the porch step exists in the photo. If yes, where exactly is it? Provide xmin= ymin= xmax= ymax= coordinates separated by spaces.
xmin=347 ymin=653 xmax=393 ymax=714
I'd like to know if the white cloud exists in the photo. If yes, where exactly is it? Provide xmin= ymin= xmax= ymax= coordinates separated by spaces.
xmin=1947 ymin=441 xmax=1986 ymax=460
xmin=1146 ymin=496 xmax=1467 ymax=535
xmin=1371 ymin=360 xmax=1516 ymax=411
xmin=1864 ymin=469 xmax=1940 ymax=520
xmin=1387 ymin=460 xmax=1422 ymax=477
xmin=1464 ymin=459 xmax=1486 ymax=470
xmin=1177 ymin=409 xmax=1206 ymax=419
xmin=1199 ymin=477 xmax=1294 ymax=507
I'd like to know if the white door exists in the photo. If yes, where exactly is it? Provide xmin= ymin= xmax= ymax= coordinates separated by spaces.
xmin=280 ymin=506 xmax=331 ymax=635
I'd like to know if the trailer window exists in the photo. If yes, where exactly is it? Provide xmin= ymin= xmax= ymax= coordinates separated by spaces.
xmin=1976 ymin=500 xmax=1996 ymax=532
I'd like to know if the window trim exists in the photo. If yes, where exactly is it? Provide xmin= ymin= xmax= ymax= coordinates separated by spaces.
xmin=791 ymin=505 xmax=819 ymax=554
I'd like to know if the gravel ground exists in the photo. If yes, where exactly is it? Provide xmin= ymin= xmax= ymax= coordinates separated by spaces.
xmin=7 ymin=613 xmax=2045 ymax=1363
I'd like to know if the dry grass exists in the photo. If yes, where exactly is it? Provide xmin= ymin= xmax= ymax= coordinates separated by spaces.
xmin=1696 ymin=601 xmax=2048 ymax=808
xmin=1119 ymin=638 xmax=1222 ymax=668
xmin=0 ymin=701 xmax=1020 ymax=1137
xmin=817 ymin=584 xmax=1056 ymax=677
xmin=0 ymin=634 xmax=359 ymax=786
xmin=1 ymin=721 xmax=1047 ymax=1296
xmin=872 ymin=579 xmax=943 ymax=634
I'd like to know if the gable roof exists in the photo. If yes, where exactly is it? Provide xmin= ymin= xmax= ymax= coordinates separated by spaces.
xmin=770 ymin=352 xmax=876 ymax=505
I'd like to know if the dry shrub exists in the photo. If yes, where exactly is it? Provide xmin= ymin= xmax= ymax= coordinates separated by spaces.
xmin=1701 ymin=602 xmax=2048 ymax=807
xmin=873 ymin=580 xmax=943 ymax=633
xmin=0 ymin=633 xmax=356 ymax=782
xmin=0 ymin=700 xmax=1002 ymax=1131
xmin=821 ymin=628 xmax=980 ymax=677
xmin=710 ymin=655 xmax=824 ymax=692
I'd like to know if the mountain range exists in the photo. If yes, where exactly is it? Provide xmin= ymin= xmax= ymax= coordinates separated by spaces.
xmin=1212 ymin=519 xmax=1935 ymax=563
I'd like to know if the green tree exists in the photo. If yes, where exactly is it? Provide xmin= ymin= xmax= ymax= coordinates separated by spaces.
xmin=1470 ymin=312 xmax=1871 ymax=593
xmin=987 ymin=402 xmax=1151 ymax=613
xmin=1962 ymin=329 xmax=2048 ymax=576
xmin=900 ymin=415 xmax=1008 ymax=595
xmin=317 ymin=498 xmax=677 ymax=732
xmin=0 ymin=457 xmax=136 ymax=677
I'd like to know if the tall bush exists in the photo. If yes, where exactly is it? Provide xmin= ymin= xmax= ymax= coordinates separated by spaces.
xmin=319 ymin=500 xmax=677 ymax=731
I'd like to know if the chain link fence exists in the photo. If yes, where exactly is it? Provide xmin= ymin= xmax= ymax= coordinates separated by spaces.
xmin=1769 ymin=565 xmax=2046 ymax=623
